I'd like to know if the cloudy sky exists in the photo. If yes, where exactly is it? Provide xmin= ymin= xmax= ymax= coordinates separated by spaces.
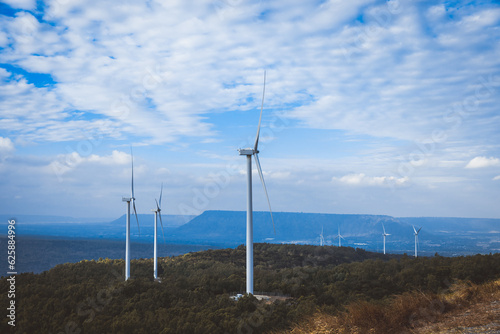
xmin=1 ymin=0 xmax=499 ymax=219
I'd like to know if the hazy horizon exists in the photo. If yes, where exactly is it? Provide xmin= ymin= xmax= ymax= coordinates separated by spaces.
xmin=3 ymin=209 xmax=500 ymax=222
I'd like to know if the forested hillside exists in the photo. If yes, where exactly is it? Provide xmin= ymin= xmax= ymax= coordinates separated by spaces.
xmin=1 ymin=244 xmax=500 ymax=333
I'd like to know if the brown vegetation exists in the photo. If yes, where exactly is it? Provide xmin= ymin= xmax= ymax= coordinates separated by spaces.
xmin=276 ymin=279 xmax=500 ymax=334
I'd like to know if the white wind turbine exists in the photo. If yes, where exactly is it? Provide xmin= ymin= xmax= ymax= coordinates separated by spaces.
xmin=238 ymin=71 xmax=275 ymax=295
xmin=334 ymin=226 xmax=345 ymax=247
xmin=319 ymin=226 xmax=325 ymax=246
xmin=413 ymin=225 xmax=422 ymax=258
xmin=382 ymin=223 xmax=391 ymax=255
xmin=152 ymin=183 xmax=166 ymax=281
xmin=122 ymin=148 xmax=140 ymax=281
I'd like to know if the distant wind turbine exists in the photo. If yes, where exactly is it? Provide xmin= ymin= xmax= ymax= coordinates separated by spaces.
xmin=238 ymin=71 xmax=275 ymax=295
xmin=413 ymin=225 xmax=422 ymax=258
xmin=122 ymin=147 xmax=140 ymax=281
xmin=319 ymin=226 xmax=325 ymax=246
xmin=334 ymin=226 xmax=345 ymax=247
xmin=382 ymin=223 xmax=391 ymax=255
xmin=152 ymin=183 xmax=166 ymax=281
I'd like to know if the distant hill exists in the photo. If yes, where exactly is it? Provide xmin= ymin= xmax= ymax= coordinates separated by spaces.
xmin=171 ymin=210 xmax=406 ymax=243
xmin=169 ymin=210 xmax=500 ymax=255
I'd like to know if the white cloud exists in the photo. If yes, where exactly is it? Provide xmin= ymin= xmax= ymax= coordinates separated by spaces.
xmin=460 ymin=8 xmax=500 ymax=32
xmin=493 ymin=175 xmax=500 ymax=181
xmin=1 ymin=0 xmax=499 ymax=147
xmin=0 ymin=137 xmax=15 ymax=155
xmin=1 ymin=0 xmax=36 ymax=10
xmin=285 ymin=3 xmax=500 ymax=142
xmin=87 ymin=150 xmax=131 ymax=165
xmin=47 ymin=152 xmax=84 ymax=176
xmin=47 ymin=150 xmax=131 ymax=176
xmin=333 ymin=173 xmax=409 ymax=187
xmin=266 ymin=171 xmax=292 ymax=180
xmin=155 ymin=167 xmax=171 ymax=175
xmin=465 ymin=156 xmax=500 ymax=169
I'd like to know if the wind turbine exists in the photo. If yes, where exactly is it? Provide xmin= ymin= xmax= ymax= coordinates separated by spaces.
xmin=122 ymin=148 xmax=140 ymax=281
xmin=334 ymin=226 xmax=345 ymax=247
xmin=238 ymin=71 xmax=275 ymax=295
xmin=319 ymin=226 xmax=325 ymax=246
xmin=152 ymin=183 xmax=166 ymax=281
xmin=413 ymin=225 xmax=422 ymax=258
xmin=382 ymin=223 xmax=391 ymax=255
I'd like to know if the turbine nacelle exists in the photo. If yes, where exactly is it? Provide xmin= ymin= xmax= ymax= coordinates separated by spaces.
xmin=238 ymin=148 xmax=258 ymax=156
xmin=154 ymin=183 xmax=165 ymax=242
xmin=382 ymin=224 xmax=391 ymax=236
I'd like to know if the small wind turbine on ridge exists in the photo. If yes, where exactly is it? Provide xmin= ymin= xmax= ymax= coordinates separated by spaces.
xmin=413 ymin=225 xmax=422 ymax=258
xmin=319 ymin=226 xmax=325 ymax=246
xmin=238 ymin=71 xmax=275 ymax=295
xmin=122 ymin=147 xmax=140 ymax=281
xmin=152 ymin=183 xmax=166 ymax=281
xmin=334 ymin=226 xmax=345 ymax=247
xmin=382 ymin=223 xmax=390 ymax=255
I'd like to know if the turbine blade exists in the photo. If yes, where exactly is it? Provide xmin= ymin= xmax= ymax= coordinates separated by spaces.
xmin=130 ymin=147 xmax=135 ymax=198
xmin=254 ymin=153 xmax=275 ymax=235
xmin=382 ymin=223 xmax=386 ymax=234
xmin=159 ymin=183 xmax=163 ymax=209
xmin=413 ymin=225 xmax=417 ymax=234
xmin=417 ymin=227 xmax=422 ymax=234
xmin=158 ymin=211 xmax=166 ymax=244
xmin=253 ymin=71 xmax=266 ymax=152
xmin=133 ymin=200 xmax=140 ymax=235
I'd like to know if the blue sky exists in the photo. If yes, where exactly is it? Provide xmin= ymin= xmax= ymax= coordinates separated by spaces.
xmin=0 ymin=0 xmax=499 ymax=219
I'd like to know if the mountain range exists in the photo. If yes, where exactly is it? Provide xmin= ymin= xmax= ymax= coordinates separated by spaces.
xmin=169 ymin=211 xmax=500 ymax=255
xmin=2 ymin=211 xmax=499 ymax=256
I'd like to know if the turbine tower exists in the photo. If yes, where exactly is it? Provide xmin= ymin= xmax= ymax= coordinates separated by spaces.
xmin=238 ymin=71 xmax=275 ymax=295
xmin=152 ymin=183 xmax=166 ymax=281
xmin=413 ymin=225 xmax=422 ymax=258
xmin=382 ymin=223 xmax=391 ymax=255
xmin=122 ymin=148 xmax=140 ymax=281
xmin=334 ymin=226 xmax=345 ymax=247
xmin=319 ymin=226 xmax=325 ymax=246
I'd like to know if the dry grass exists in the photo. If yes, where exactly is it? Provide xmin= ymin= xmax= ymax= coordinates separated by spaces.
xmin=274 ymin=279 xmax=500 ymax=334
xmin=340 ymin=292 xmax=447 ymax=333
xmin=414 ymin=279 xmax=500 ymax=333
xmin=273 ymin=312 xmax=341 ymax=334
